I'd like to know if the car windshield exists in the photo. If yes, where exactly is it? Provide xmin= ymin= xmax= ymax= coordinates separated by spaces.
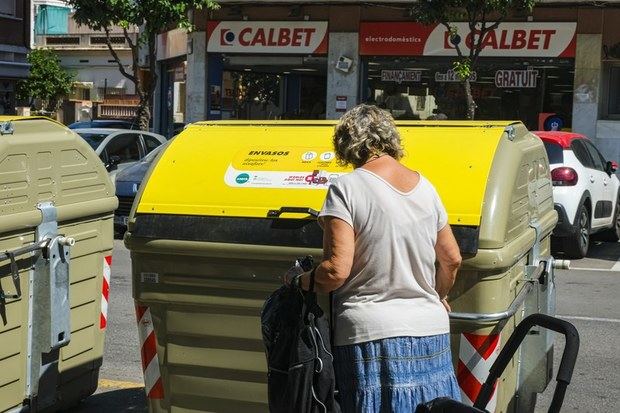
xmin=77 ymin=132 xmax=110 ymax=150
xmin=544 ymin=141 xmax=564 ymax=164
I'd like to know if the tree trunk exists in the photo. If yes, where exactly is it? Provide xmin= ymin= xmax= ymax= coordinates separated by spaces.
xmin=137 ymin=99 xmax=150 ymax=131
xmin=463 ymin=78 xmax=476 ymax=120
xmin=134 ymin=83 xmax=151 ymax=131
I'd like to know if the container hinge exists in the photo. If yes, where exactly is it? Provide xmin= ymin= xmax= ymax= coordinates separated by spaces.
xmin=0 ymin=120 xmax=14 ymax=135
xmin=24 ymin=202 xmax=75 ymax=407
xmin=505 ymin=125 xmax=516 ymax=141
xmin=33 ymin=202 xmax=74 ymax=351
xmin=528 ymin=220 xmax=543 ymax=266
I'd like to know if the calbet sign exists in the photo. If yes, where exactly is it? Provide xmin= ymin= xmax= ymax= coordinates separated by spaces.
xmin=207 ymin=21 xmax=328 ymax=54
xmin=360 ymin=22 xmax=576 ymax=58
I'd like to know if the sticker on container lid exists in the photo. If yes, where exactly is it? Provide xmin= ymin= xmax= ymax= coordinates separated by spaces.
xmin=233 ymin=147 xmax=342 ymax=170
xmin=320 ymin=152 xmax=335 ymax=162
xmin=301 ymin=151 xmax=317 ymax=161
xmin=225 ymin=166 xmax=345 ymax=189
xmin=223 ymin=147 xmax=349 ymax=189
xmin=141 ymin=272 xmax=160 ymax=284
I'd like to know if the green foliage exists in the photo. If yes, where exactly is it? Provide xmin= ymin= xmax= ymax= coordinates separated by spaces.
xmin=452 ymin=58 xmax=472 ymax=81
xmin=412 ymin=0 xmax=536 ymax=26
xmin=66 ymin=0 xmax=220 ymax=42
xmin=17 ymin=48 xmax=74 ymax=113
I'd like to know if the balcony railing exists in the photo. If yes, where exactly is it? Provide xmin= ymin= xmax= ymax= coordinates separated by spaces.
xmin=98 ymin=97 xmax=140 ymax=119
xmin=34 ymin=33 xmax=137 ymax=50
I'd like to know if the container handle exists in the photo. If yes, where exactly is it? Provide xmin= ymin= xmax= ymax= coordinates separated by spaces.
xmin=267 ymin=207 xmax=319 ymax=218
xmin=473 ymin=314 xmax=579 ymax=413
xmin=449 ymin=261 xmax=546 ymax=322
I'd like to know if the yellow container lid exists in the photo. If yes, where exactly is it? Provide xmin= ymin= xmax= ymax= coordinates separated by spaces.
xmin=137 ymin=120 xmax=517 ymax=227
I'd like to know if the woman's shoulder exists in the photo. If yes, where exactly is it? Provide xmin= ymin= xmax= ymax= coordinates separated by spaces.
xmin=417 ymin=175 xmax=445 ymax=201
xmin=330 ymin=170 xmax=363 ymax=187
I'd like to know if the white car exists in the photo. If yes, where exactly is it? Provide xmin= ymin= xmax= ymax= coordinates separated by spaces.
xmin=75 ymin=128 xmax=167 ymax=182
xmin=537 ymin=131 xmax=620 ymax=258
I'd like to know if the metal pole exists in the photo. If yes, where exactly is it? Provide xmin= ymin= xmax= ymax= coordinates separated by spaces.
xmin=0 ymin=240 xmax=48 ymax=262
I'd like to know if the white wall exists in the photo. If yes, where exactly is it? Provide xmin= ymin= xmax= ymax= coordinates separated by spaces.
xmin=572 ymin=34 xmax=601 ymax=140
xmin=59 ymin=50 xmax=135 ymax=93
xmin=33 ymin=0 xmax=69 ymax=8
xmin=595 ymin=120 xmax=620 ymax=165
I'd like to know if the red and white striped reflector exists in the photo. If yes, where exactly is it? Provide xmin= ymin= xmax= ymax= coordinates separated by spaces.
xmin=136 ymin=304 xmax=164 ymax=399
xmin=457 ymin=333 xmax=500 ymax=412
xmin=100 ymin=256 xmax=112 ymax=329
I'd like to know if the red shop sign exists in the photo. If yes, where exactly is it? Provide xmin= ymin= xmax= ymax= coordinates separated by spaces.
xmin=360 ymin=22 xmax=576 ymax=58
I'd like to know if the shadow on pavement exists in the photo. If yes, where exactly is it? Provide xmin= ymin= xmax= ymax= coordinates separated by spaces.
xmin=63 ymin=388 xmax=147 ymax=412
xmin=553 ymin=239 xmax=620 ymax=263
xmin=586 ymin=240 xmax=620 ymax=262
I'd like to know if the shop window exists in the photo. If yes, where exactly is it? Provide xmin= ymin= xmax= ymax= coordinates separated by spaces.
xmin=607 ymin=66 xmax=620 ymax=117
xmin=228 ymin=72 xmax=282 ymax=120
xmin=0 ymin=1 xmax=15 ymax=16
xmin=363 ymin=59 xmax=574 ymax=129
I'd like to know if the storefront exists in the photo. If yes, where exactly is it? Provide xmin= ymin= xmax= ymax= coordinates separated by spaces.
xmin=157 ymin=29 xmax=189 ymax=137
xmin=205 ymin=21 xmax=329 ymax=120
xmin=359 ymin=22 xmax=577 ymax=130
xmin=0 ymin=47 xmax=29 ymax=116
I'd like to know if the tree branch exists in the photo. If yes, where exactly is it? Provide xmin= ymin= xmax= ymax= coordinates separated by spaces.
xmin=104 ymin=27 xmax=138 ymax=84
xmin=485 ymin=21 xmax=502 ymax=32
xmin=472 ymin=9 xmax=487 ymax=61
xmin=467 ymin=6 xmax=476 ymax=33
xmin=441 ymin=21 xmax=464 ymax=59
xmin=123 ymin=27 xmax=136 ymax=51
xmin=146 ymin=33 xmax=158 ymax=101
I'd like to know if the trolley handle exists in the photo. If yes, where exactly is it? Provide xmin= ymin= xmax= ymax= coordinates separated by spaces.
xmin=267 ymin=207 xmax=319 ymax=218
xmin=474 ymin=314 xmax=580 ymax=413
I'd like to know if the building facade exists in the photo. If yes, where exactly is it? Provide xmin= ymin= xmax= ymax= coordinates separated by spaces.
xmin=33 ymin=0 xmax=138 ymax=124
xmin=152 ymin=1 xmax=620 ymax=161
xmin=0 ymin=0 xmax=30 ymax=115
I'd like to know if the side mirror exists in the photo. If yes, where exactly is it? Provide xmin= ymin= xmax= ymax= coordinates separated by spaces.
xmin=106 ymin=155 xmax=121 ymax=172
xmin=605 ymin=160 xmax=618 ymax=175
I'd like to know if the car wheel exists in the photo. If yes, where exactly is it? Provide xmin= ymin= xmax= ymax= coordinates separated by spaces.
xmin=563 ymin=204 xmax=590 ymax=259
xmin=599 ymin=198 xmax=620 ymax=242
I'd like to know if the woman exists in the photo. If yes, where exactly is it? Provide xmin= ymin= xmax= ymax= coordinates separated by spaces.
xmin=290 ymin=104 xmax=462 ymax=412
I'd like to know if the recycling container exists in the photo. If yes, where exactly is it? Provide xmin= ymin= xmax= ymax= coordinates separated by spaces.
xmin=0 ymin=117 xmax=117 ymax=412
xmin=126 ymin=120 xmax=557 ymax=413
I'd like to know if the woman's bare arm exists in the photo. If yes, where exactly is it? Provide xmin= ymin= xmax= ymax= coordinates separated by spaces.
xmin=435 ymin=225 xmax=462 ymax=299
xmin=300 ymin=217 xmax=354 ymax=293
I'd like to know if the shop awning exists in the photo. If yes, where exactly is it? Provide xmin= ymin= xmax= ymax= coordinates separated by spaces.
xmin=0 ymin=61 xmax=30 ymax=80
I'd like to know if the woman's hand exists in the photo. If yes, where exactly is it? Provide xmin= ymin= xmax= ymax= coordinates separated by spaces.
xmin=283 ymin=263 xmax=305 ymax=286
xmin=441 ymin=298 xmax=451 ymax=313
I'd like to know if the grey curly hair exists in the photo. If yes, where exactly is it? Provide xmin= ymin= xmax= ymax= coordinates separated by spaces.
xmin=333 ymin=104 xmax=404 ymax=168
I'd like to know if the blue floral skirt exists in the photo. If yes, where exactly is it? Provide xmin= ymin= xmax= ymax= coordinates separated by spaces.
xmin=334 ymin=334 xmax=461 ymax=413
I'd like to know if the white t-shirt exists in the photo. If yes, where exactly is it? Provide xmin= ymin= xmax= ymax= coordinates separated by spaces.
xmin=319 ymin=168 xmax=450 ymax=346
